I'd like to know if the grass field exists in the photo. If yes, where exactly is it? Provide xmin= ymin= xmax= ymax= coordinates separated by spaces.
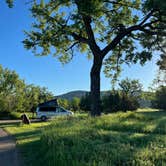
xmin=0 ymin=111 xmax=36 ymax=120
xmin=1 ymin=109 xmax=166 ymax=166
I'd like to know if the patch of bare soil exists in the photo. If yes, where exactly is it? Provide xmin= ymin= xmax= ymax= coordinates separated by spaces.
xmin=0 ymin=128 xmax=20 ymax=166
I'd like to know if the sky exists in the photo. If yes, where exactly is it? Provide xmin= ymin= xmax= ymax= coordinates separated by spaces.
xmin=0 ymin=1 xmax=159 ymax=95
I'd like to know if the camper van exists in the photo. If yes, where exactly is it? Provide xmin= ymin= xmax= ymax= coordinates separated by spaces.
xmin=36 ymin=99 xmax=73 ymax=121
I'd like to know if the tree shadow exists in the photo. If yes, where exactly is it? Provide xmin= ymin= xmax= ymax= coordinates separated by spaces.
xmin=4 ymin=111 xmax=165 ymax=166
xmin=36 ymin=127 xmax=165 ymax=166
xmin=0 ymin=122 xmax=20 ymax=128
xmin=136 ymin=109 xmax=166 ymax=116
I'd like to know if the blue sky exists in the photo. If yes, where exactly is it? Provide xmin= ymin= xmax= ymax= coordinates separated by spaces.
xmin=0 ymin=1 xmax=158 ymax=95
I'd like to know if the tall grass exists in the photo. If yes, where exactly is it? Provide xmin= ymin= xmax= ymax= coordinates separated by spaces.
xmin=39 ymin=111 xmax=166 ymax=166
xmin=3 ymin=110 xmax=166 ymax=166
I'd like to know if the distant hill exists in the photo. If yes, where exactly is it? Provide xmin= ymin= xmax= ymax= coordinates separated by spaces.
xmin=56 ymin=90 xmax=153 ymax=108
xmin=56 ymin=90 xmax=110 ymax=100
xmin=56 ymin=90 xmax=89 ymax=100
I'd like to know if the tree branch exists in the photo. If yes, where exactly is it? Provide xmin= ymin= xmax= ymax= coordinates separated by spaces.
xmin=82 ymin=16 xmax=95 ymax=42
xmin=101 ymin=25 xmax=140 ymax=57
xmin=142 ymin=20 xmax=160 ymax=29
xmin=71 ymin=33 xmax=88 ymax=44
xmin=139 ymin=10 xmax=155 ymax=26
xmin=138 ymin=28 xmax=157 ymax=35
xmin=65 ymin=42 xmax=79 ymax=52
xmin=103 ymin=0 xmax=138 ymax=8
xmin=82 ymin=15 xmax=101 ymax=55
xmin=102 ymin=12 xmax=165 ymax=58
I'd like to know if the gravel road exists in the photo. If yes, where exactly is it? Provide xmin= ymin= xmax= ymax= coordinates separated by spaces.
xmin=0 ymin=128 xmax=20 ymax=166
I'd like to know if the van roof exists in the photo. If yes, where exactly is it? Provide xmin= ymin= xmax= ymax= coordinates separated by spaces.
xmin=38 ymin=99 xmax=58 ymax=107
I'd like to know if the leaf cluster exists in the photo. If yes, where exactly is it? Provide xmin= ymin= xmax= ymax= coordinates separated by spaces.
xmin=5 ymin=0 xmax=13 ymax=8
xmin=5 ymin=0 xmax=166 ymax=82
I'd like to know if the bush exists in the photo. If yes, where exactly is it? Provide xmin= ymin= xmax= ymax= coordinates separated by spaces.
xmin=102 ymin=91 xmax=139 ymax=113
xmin=58 ymin=99 xmax=70 ymax=110
xmin=79 ymin=93 xmax=91 ymax=112
xmin=102 ymin=91 xmax=121 ymax=113
xmin=121 ymin=94 xmax=139 ymax=112
xmin=152 ymin=86 xmax=166 ymax=110
xmin=70 ymin=97 xmax=81 ymax=112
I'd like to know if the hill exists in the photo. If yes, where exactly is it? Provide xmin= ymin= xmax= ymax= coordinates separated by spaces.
xmin=56 ymin=90 xmax=88 ymax=100
xmin=56 ymin=90 xmax=110 ymax=100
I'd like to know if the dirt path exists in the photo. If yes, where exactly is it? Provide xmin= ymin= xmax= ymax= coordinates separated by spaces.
xmin=0 ymin=128 xmax=20 ymax=166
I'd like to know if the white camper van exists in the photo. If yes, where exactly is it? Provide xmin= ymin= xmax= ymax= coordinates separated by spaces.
xmin=36 ymin=106 xmax=74 ymax=121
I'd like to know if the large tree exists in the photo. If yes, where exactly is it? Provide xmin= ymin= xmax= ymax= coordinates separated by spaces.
xmin=6 ymin=0 xmax=166 ymax=116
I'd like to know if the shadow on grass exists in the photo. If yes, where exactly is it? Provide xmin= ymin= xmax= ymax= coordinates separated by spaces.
xmin=4 ymin=111 xmax=166 ymax=166
xmin=10 ymin=129 xmax=43 ymax=166
xmin=7 ymin=125 xmax=165 ymax=166
xmin=17 ymin=139 xmax=43 ymax=166
xmin=97 ymin=111 xmax=166 ymax=135
xmin=153 ymin=117 xmax=166 ymax=135
xmin=0 ymin=122 xmax=21 ymax=129
xmin=13 ymin=130 xmax=41 ymax=141
xmin=38 ymin=127 xmax=165 ymax=166
xmin=35 ymin=111 xmax=166 ymax=166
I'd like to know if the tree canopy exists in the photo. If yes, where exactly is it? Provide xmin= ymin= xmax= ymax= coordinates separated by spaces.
xmin=0 ymin=65 xmax=54 ymax=113
xmin=20 ymin=0 xmax=165 ymax=63
xmin=5 ymin=0 xmax=166 ymax=115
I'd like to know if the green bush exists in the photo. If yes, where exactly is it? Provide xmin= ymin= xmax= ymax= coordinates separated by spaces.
xmin=79 ymin=93 xmax=91 ymax=112
xmin=102 ymin=91 xmax=139 ymax=113
xmin=152 ymin=86 xmax=166 ymax=110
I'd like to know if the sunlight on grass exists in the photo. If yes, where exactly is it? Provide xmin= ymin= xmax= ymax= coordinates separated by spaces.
xmin=2 ymin=109 xmax=166 ymax=166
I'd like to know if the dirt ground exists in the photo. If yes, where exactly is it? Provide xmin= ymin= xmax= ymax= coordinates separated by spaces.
xmin=0 ymin=128 xmax=20 ymax=166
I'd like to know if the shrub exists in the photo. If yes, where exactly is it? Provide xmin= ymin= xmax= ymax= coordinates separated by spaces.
xmin=79 ymin=93 xmax=91 ymax=112
xmin=102 ymin=91 xmax=139 ymax=113
xmin=152 ymin=86 xmax=166 ymax=110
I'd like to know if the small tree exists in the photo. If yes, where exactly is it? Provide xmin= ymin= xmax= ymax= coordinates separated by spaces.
xmin=58 ymin=98 xmax=70 ymax=109
xmin=24 ymin=84 xmax=53 ymax=112
xmin=0 ymin=65 xmax=26 ymax=113
xmin=119 ymin=78 xmax=142 ymax=111
xmin=70 ymin=97 xmax=80 ymax=111
xmin=119 ymin=78 xmax=143 ymax=97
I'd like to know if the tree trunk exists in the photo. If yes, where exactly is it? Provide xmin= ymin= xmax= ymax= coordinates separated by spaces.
xmin=90 ymin=57 xmax=102 ymax=116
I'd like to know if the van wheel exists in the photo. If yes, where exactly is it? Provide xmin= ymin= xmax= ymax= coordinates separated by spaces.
xmin=41 ymin=116 xmax=47 ymax=121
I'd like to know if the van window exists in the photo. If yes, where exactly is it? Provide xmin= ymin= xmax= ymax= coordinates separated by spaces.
xmin=39 ymin=107 xmax=56 ymax=112
xmin=61 ymin=108 xmax=67 ymax=112
xmin=56 ymin=107 xmax=66 ymax=113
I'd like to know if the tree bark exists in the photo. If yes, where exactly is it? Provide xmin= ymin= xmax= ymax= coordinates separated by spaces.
xmin=90 ymin=57 xmax=102 ymax=116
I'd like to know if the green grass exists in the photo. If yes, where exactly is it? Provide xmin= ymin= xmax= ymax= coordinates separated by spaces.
xmin=4 ymin=122 xmax=50 ymax=166
xmin=2 ymin=109 xmax=166 ymax=166
xmin=0 ymin=111 xmax=36 ymax=120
